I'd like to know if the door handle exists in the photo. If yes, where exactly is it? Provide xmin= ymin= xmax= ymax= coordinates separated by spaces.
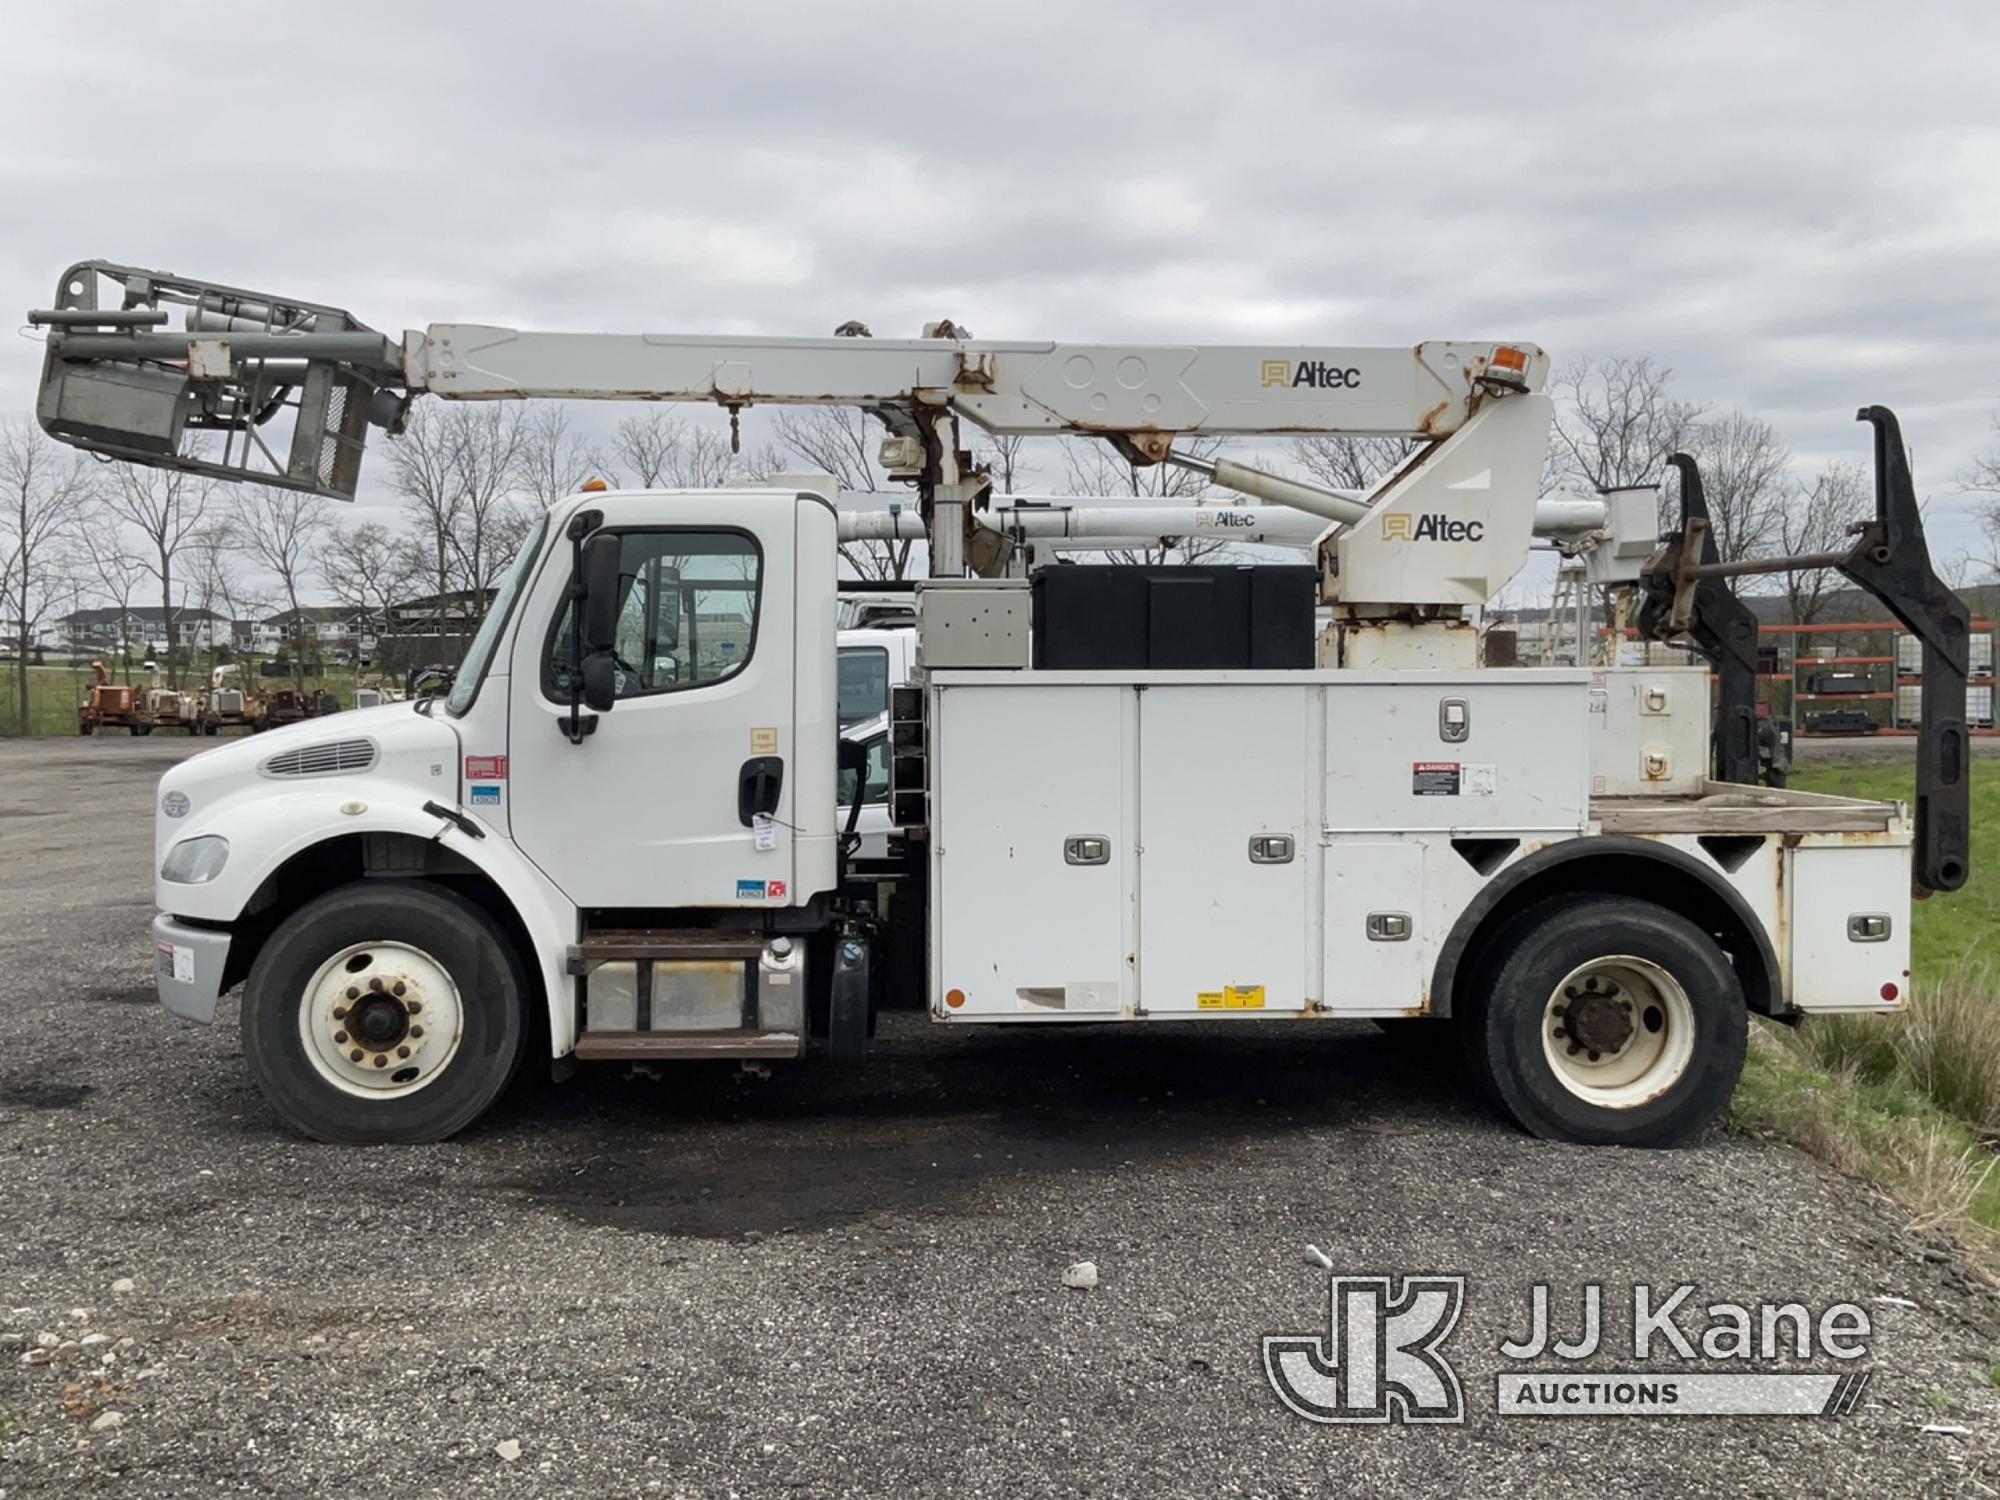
xmin=738 ymin=756 xmax=784 ymax=827
xmin=1064 ymin=835 xmax=1110 ymax=866
xmin=1248 ymin=834 xmax=1294 ymax=864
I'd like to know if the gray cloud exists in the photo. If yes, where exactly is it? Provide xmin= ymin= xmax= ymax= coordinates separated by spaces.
xmin=5 ymin=0 xmax=1997 ymax=557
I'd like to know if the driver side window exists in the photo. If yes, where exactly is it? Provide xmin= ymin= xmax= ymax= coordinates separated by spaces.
xmin=546 ymin=529 xmax=761 ymax=700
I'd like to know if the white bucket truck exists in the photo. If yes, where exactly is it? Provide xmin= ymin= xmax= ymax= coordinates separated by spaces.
xmin=30 ymin=263 xmax=1969 ymax=1146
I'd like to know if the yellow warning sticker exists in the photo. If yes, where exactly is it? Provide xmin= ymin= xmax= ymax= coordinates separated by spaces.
xmin=1198 ymin=985 xmax=1266 ymax=1010
xmin=750 ymin=726 xmax=779 ymax=755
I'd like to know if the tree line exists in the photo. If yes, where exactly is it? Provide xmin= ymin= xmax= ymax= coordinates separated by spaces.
xmin=7 ymin=355 xmax=1998 ymax=733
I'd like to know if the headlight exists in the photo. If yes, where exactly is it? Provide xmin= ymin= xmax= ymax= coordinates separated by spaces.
xmin=161 ymin=836 xmax=229 ymax=884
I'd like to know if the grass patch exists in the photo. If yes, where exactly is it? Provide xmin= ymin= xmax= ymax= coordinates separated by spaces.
xmin=1733 ymin=759 xmax=2000 ymax=1271
xmin=0 ymin=658 xmax=367 ymax=738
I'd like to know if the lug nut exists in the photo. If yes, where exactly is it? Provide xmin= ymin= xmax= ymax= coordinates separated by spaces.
xmin=372 ymin=1055 xmax=387 ymax=1068
xmin=332 ymin=1006 xmax=348 ymax=1020
xmin=334 ymin=1031 xmax=348 ymax=1045
xmin=369 ymin=977 xmax=385 ymax=993
xmin=392 ymin=982 xmax=406 ymax=997
xmin=409 ymin=1025 xmax=424 ymax=1039
xmin=346 ymin=987 xmax=359 ymax=1001
xmin=349 ymin=1049 xmax=363 ymax=1063
xmin=406 ymin=1001 xmax=422 ymax=1015
xmin=397 ymin=1046 xmax=410 ymax=1059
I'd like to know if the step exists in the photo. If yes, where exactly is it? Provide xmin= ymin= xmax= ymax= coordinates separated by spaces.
xmin=568 ymin=928 xmax=766 ymax=973
xmin=572 ymin=1029 xmax=802 ymax=1061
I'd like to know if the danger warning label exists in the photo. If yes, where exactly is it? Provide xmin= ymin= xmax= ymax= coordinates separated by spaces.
xmin=1412 ymin=761 xmax=1461 ymax=796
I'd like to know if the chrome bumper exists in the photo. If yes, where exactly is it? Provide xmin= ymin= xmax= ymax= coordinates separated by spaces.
xmin=153 ymin=912 xmax=230 ymax=1024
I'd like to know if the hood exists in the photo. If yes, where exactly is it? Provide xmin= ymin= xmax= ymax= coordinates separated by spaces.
xmin=155 ymin=703 xmax=462 ymax=861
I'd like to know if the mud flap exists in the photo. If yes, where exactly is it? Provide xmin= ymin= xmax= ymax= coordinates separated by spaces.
xmin=828 ymin=927 xmax=871 ymax=1061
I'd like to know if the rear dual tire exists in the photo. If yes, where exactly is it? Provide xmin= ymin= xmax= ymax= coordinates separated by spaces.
xmin=241 ymin=881 xmax=528 ymax=1144
xmin=1459 ymin=896 xmax=1746 ymax=1148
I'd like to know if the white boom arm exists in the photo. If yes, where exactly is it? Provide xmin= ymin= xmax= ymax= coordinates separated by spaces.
xmin=29 ymin=260 xmax=1559 ymax=604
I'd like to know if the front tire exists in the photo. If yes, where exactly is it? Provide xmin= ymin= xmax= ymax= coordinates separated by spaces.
xmin=1460 ymin=896 xmax=1745 ymax=1148
xmin=241 ymin=881 xmax=528 ymax=1143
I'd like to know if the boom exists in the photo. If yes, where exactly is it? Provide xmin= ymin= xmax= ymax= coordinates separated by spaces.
xmin=30 ymin=260 xmax=1553 ymax=589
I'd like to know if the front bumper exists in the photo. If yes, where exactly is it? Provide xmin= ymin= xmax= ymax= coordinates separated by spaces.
xmin=153 ymin=913 xmax=231 ymax=1024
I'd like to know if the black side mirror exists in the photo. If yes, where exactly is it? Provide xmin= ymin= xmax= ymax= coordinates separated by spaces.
xmin=580 ymin=532 xmax=623 ymax=654
xmin=581 ymin=651 xmax=618 ymax=713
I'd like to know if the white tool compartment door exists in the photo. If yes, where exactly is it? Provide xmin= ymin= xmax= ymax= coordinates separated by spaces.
xmin=1138 ymin=686 xmax=1313 ymax=1014
xmin=932 ymin=683 xmax=1131 ymax=1016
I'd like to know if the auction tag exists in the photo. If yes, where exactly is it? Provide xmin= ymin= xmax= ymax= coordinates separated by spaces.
xmin=753 ymin=813 xmax=777 ymax=851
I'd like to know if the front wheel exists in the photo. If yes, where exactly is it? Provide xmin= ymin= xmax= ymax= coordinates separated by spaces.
xmin=1460 ymin=896 xmax=1745 ymax=1148
xmin=241 ymin=881 xmax=528 ymax=1143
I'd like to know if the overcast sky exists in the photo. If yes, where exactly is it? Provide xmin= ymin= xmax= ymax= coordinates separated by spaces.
xmin=7 ymin=0 xmax=1999 ymax=571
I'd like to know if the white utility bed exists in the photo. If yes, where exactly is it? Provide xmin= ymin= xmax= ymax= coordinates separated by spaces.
xmin=925 ymin=669 xmax=1590 ymax=1021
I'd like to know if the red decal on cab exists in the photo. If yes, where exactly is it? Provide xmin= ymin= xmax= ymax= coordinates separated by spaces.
xmin=768 ymin=881 xmax=787 ymax=901
xmin=465 ymin=755 xmax=508 ymax=781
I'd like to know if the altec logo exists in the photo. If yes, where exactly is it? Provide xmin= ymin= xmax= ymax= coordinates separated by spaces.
xmin=1260 ymin=359 xmax=1363 ymax=390
xmin=1382 ymin=513 xmax=1485 ymax=543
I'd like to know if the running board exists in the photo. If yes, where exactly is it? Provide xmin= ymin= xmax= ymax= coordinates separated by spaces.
xmin=572 ymin=1029 xmax=803 ymax=1061
xmin=567 ymin=928 xmax=766 ymax=972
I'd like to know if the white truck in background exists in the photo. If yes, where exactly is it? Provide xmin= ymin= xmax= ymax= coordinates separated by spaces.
xmin=27 ymin=263 xmax=1971 ymax=1150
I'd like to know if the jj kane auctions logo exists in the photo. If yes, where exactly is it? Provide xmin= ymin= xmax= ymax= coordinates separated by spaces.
xmin=1264 ymin=1271 xmax=1875 ymax=1425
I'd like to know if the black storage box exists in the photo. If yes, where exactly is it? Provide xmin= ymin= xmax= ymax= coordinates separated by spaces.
xmin=1030 ymin=564 xmax=1316 ymax=670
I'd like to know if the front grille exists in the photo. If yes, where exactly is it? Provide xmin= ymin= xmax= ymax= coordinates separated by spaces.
xmin=262 ymin=738 xmax=376 ymax=777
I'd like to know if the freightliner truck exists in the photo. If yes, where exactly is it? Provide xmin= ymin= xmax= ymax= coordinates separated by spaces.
xmin=26 ymin=263 xmax=1972 ymax=1147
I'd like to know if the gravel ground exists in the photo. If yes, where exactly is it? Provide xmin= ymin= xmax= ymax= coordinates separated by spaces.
xmin=0 ymin=735 xmax=1995 ymax=1498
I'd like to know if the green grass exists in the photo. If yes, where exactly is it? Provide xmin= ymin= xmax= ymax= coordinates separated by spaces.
xmin=1785 ymin=761 xmax=2000 ymax=976
xmin=1735 ymin=758 xmax=2000 ymax=1270
xmin=0 ymin=658 xmax=371 ymax=737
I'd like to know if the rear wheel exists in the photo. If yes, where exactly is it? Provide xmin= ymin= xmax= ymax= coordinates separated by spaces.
xmin=1460 ymin=896 xmax=1745 ymax=1147
xmin=241 ymin=881 xmax=528 ymax=1143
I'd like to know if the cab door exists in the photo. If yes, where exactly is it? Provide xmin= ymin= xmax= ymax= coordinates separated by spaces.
xmin=504 ymin=493 xmax=812 ymax=910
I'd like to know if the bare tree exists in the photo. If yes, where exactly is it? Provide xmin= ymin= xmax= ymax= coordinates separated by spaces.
xmin=766 ymin=409 xmax=915 ymax=579
xmin=181 ymin=517 xmax=241 ymax=670
xmin=1962 ymin=418 xmax=2000 ymax=581
xmin=1549 ymin=357 xmax=1706 ymax=507
xmin=1679 ymin=409 xmax=1791 ymax=564
xmin=516 ymin=404 xmax=608 ymax=509
xmin=320 ymin=520 xmax=418 ymax=626
xmin=978 ymin=433 xmax=1033 ymax=495
xmin=99 ymin=458 xmax=216 ymax=688
xmin=612 ymin=410 xmax=743 ymax=489
xmin=386 ymin=403 xmax=529 ymax=646
xmin=1292 ymin=435 xmax=1418 ymax=493
xmin=72 ymin=505 xmax=151 ymax=681
xmin=1058 ymin=435 xmax=1235 ymax=565
xmin=0 ymin=419 xmax=93 ymax=732
xmin=1777 ymin=460 xmax=1865 ymax=623
xmin=233 ymin=486 xmax=332 ymax=686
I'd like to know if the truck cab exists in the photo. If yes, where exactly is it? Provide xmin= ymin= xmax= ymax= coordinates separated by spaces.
xmin=152 ymin=487 xmax=844 ymax=1142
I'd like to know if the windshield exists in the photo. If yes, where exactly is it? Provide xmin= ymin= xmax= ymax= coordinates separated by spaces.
xmin=447 ymin=514 xmax=550 ymax=717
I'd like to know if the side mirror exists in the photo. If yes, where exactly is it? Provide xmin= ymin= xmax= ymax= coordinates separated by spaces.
xmin=581 ymin=651 xmax=618 ymax=713
xmin=579 ymin=532 xmax=623 ymax=655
